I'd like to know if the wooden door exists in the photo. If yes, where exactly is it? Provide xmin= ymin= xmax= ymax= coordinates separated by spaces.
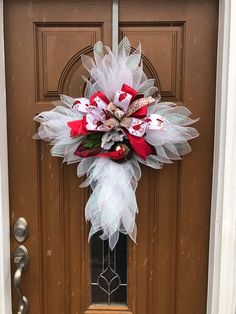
xmin=4 ymin=0 xmax=218 ymax=313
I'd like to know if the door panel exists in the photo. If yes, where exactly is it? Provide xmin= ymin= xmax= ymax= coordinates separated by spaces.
xmin=4 ymin=0 xmax=218 ymax=313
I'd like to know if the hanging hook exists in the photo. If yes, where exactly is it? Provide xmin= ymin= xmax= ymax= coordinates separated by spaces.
xmin=112 ymin=0 xmax=119 ymax=54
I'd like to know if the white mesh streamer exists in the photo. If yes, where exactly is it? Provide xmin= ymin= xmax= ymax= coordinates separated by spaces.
xmin=82 ymin=37 xmax=160 ymax=100
xmin=77 ymin=158 xmax=140 ymax=249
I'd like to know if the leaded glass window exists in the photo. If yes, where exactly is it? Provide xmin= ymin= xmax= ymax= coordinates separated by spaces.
xmin=90 ymin=232 xmax=128 ymax=305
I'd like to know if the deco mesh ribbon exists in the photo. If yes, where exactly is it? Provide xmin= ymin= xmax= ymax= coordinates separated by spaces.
xmin=34 ymin=37 xmax=199 ymax=249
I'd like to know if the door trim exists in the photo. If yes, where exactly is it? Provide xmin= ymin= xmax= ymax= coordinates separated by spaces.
xmin=207 ymin=0 xmax=236 ymax=313
xmin=0 ymin=1 xmax=12 ymax=313
xmin=0 ymin=0 xmax=235 ymax=313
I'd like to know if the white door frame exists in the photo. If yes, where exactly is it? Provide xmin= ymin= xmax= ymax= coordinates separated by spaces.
xmin=0 ymin=0 xmax=235 ymax=313
xmin=0 ymin=0 xmax=12 ymax=313
xmin=207 ymin=0 xmax=236 ymax=313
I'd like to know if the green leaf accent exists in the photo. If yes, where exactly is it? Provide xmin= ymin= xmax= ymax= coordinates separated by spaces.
xmin=82 ymin=133 xmax=104 ymax=149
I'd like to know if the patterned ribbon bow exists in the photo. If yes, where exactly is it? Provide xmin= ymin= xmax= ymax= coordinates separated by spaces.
xmin=68 ymin=84 xmax=165 ymax=159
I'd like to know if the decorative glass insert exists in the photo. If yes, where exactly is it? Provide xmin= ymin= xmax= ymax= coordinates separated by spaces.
xmin=90 ymin=232 xmax=128 ymax=305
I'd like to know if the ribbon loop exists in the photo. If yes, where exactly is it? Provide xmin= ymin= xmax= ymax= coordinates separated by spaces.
xmin=104 ymin=117 xmax=120 ymax=129
xmin=127 ymin=96 xmax=155 ymax=117
xmin=120 ymin=117 xmax=132 ymax=128
xmin=107 ymin=102 xmax=126 ymax=120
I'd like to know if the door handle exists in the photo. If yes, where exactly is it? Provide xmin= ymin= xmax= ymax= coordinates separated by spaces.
xmin=14 ymin=245 xmax=29 ymax=314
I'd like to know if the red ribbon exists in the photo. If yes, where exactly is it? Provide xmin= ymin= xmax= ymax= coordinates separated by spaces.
xmin=90 ymin=91 xmax=110 ymax=106
xmin=130 ymin=106 xmax=147 ymax=119
xmin=126 ymin=132 xmax=152 ymax=160
xmin=122 ymin=83 xmax=137 ymax=101
xmin=67 ymin=116 xmax=89 ymax=136
xmin=97 ymin=149 xmax=126 ymax=160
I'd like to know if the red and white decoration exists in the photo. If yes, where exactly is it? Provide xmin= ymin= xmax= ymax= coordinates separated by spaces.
xmin=34 ymin=37 xmax=199 ymax=249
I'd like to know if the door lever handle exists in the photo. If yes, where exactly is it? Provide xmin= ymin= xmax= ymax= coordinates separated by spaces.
xmin=13 ymin=245 xmax=29 ymax=314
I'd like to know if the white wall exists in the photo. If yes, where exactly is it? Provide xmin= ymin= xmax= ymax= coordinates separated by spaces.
xmin=0 ymin=0 xmax=12 ymax=313
xmin=207 ymin=0 xmax=236 ymax=313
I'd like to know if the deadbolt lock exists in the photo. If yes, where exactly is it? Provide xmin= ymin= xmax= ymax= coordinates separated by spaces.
xmin=14 ymin=218 xmax=29 ymax=243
